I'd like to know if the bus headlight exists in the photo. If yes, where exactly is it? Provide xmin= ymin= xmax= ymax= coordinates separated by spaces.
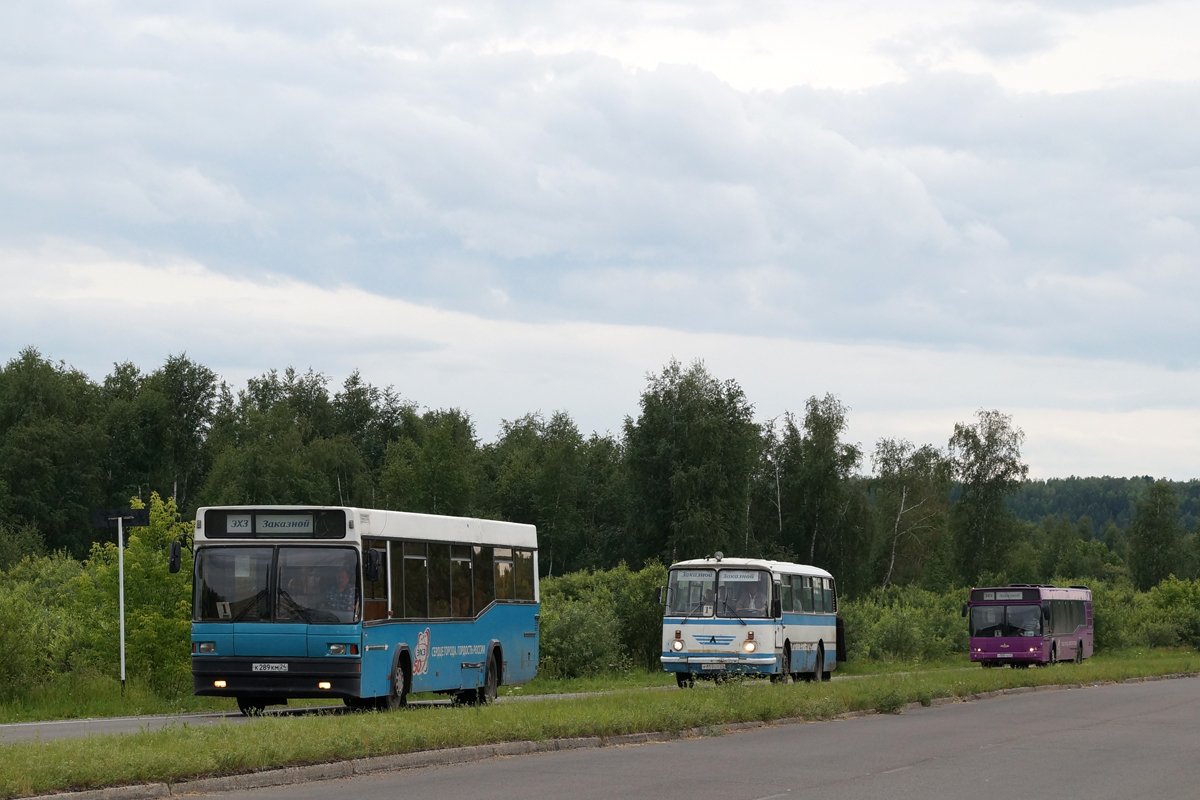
xmin=672 ymin=639 xmax=684 ymax=652
xmin=329 ymin=644 xmax=347 ymax=655
xmin=197 ymin=641 xmax=216 ymax=654
xmin=743 ymin=641 xmax=757 ymax=653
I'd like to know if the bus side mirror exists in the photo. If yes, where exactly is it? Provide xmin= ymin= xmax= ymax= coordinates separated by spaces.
xmin=960 ymin=603 xmax=968 ymax=618
xmin=654 ymin=586 xmax=664 ymax=605
xmin=168 ymin=540 xmax=182 ymax=574
xmin=365 ymin=549 xmax=382 ymax=583
xmin=1043 ymin=606 xmax=1051 ymax=621
xmin=772 ymin=598 xmax=782 ymax=618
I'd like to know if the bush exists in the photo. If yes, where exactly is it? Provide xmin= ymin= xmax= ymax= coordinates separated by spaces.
xmin=538 ymin=587 xmax=628 ymax=679
xmin=540 ymin=562 xmax=667 ymax=671
xmin=840 ymin=585 xmax=968 ymax=663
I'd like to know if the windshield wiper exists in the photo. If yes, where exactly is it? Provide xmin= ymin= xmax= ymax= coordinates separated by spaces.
xmin=229 ymin=589 xmax=270 ymax=622
xmin=277 ymin=590 xmax=315 ymax=623
xmin=720 ymin=599 xmax=748 ymax=625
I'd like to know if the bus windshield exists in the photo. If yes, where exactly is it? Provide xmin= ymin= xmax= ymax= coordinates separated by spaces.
xmin=717 ymin=569 xmax=770 ymax=618
xmin=667 ymin=568 xmax=716 ymax=617
xmin=194 ymin=546 xmax=360 ymax=624
xmin=970 ymin=604 xmax=1042 ymax=637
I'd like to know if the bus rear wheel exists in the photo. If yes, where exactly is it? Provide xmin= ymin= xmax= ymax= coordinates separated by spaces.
xmin=477 ymin=654 xmax=499 ymax=704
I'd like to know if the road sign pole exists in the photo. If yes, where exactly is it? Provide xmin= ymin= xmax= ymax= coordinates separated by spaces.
xmin=117 ymin=514 xmax=126 ymax=697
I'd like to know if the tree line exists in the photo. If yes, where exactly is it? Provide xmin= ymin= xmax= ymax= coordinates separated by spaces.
xmin=2 ymin=347 xmax=1198 ymax=595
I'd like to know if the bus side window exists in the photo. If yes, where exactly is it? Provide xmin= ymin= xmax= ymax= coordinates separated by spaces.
xmin=828 ymin=579 xmax=837 ymax=614
xmin=494 ymin=548 xmax=515 ymax=601
xmin=389 ymin=541 xmax=404 ymax=617
xmin=801 ymin=577 xmax=814 ymax=613
xmin=473 ymin=546 xmax=495 ymax=612
xmin=363 ymin=538 xmax=388 ymax=621
xmin=403 ymin=541 xmax=428 ymax=618
xmin=780 ymin=577 xmax=793 ymax=615
xmin=428 ymin=544 xmax=451 ymax=618
xmin=451 ymin=545 xmax=473 ymax=618
xmin=514 ymin=549 xmax=535 ymax=601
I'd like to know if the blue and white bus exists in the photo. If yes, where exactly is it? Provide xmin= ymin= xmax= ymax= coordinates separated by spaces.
xmin=174 ymin=506 xmax=538 ymax=715
xmin=659 ymin=556 xmax=843 ymax=686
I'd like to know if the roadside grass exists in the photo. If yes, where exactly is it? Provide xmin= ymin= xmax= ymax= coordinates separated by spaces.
xmin=3 ymin=650 xmax=1197 ymax=799
xmin=501 ymin=669 xmax=676 ymax=696
xmin=0 ymin=673 xmax=352 ymax=725
xmin=0 ymin=674 xmax=236 ymax=725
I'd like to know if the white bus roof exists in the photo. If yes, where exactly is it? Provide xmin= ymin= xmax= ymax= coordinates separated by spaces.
xmin=668 ymin=557 xmax=832 ymax=579
xmin=195 ymin=505 xmax=537 ymax=549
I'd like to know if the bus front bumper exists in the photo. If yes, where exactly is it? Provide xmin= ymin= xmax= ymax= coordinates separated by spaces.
xmin=192 ymin=656 xmax=363 ymax=699
xmin=661 ymin=655 xmax=779 ymax=675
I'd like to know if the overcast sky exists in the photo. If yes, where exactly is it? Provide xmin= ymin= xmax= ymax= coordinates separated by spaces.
xmin=2 ymin=0 xmax=1198 ymax=478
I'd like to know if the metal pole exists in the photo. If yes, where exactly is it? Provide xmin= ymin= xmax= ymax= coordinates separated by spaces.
xmin=117 ymin=515 xmax=126 ymax=697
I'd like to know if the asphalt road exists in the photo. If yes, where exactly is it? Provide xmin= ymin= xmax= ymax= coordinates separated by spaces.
xmin=204 ymin=678 xmax=1200 ymax=800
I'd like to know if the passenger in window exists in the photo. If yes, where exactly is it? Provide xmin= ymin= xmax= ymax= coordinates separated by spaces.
xmin=324 ymin=568 xmax=357 ymax=620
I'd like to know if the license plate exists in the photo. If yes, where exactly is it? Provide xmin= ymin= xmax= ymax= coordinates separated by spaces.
xmin=996 ymin=653 xmax=1012 ymax=658
xmin=700 ymin=663 xmax=725 ymax=670
xmin=252 ymin=663 xmax=288 ymax=672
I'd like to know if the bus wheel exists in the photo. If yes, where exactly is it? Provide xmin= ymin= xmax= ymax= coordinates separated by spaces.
xmin=237 ymin=697 xmax=266 ymax=717
xmin=1050 ymin=644 xmax=1057 ymax=665
xmin=772 ymin=647 xmax=791 ymax=684
xmin=676 ymin=672 xmax=695 ymax=689
xmin=813 ymin=645 xmax=826 ymax=682
xmin=478 ymin=654 xmax=499 ymax=704
xmin=387 ymin=661 xmax=409 ymax=710
xmin=1075 ymin=643 xmax=1083 ymax=664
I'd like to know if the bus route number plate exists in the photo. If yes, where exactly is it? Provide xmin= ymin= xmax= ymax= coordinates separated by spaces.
xmin=252 ymin=663 xmax=288 ymax=672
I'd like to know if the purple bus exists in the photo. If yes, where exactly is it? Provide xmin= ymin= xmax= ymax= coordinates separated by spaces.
xmin=963 ymin=585 xmax=1093 ymax=668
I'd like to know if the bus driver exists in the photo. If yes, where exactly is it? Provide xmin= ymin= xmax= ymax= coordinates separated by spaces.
xmin=740 ymin=582 xmax=767 ymax=616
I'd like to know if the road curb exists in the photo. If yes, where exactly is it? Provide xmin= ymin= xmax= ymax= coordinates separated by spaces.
xmin=27 ymin=671 xmax=1200 ymax=800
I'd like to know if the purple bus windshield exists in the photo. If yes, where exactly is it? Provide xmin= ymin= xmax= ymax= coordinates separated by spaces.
xmin=970 ymin=604 xmax=1042 ymax=638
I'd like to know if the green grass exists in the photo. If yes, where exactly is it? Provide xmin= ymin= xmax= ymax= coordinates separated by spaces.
xmin=3 ymin=650 xmax=1197 ymax=799
xmin=0 ymin=673 xmax=345 ymax=725
xmin=502 ymin=669 xmax=676 ymax=696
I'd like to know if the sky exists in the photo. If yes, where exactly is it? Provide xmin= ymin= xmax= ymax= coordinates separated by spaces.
xmin=1 ymin=0 xmax=1198 ymax=479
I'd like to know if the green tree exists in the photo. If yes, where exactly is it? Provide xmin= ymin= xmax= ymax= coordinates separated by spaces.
xmin=379 ymin=410 xmax=478 ymax=515
xmin=624 ymin=360 xmax=759 ymax=564
xmin=1128 ymin=480 xmax=1183 ymax=590
xmin=949 ymin=409 xmax=1028 ymax=584
xmin=0 ymin=347 xmax=107 ymax=554
xmin=871 ymin=439 xmax=951 ymax=588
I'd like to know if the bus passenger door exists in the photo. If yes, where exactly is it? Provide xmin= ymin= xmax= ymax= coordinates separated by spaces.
xmin=773 ymin=581 xmax=784 ymax=649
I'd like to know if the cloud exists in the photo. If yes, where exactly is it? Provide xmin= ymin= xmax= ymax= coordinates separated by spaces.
xmin=2 ymin=0 xmax=1200 ymax=479
xmin=3 ymin=245 xmax=1200 ymax=479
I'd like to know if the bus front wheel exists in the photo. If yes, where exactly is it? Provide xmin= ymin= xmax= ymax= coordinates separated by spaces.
xmin=813 ymin=645 xmax=826 ymax=682
xmin=1075 ymin=642 xmax=1083 ymax=664
xmin=237 ymin=697 xmax=266 ymax=716
xmin=772 ymin=646 xmax=791 ymax=684
xmin=676 ymin=672 xmax=695 ymax=689
xmin=386 ymin=660 xmax=409 ymax=710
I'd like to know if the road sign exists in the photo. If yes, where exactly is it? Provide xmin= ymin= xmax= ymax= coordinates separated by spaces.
xmin=92 ymin=509 xmax=150 ymax=528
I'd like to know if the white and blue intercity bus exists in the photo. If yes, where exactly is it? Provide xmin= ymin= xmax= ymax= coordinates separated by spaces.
xmin=170 ymin=506 xmax=539 ymax=715
xmin=658 ymin=555 xmax=844 ymax=687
